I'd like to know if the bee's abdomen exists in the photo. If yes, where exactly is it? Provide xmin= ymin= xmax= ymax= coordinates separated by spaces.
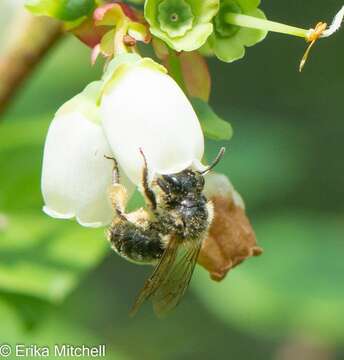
xmin=108 ymin=222 xmax=164 ymax=264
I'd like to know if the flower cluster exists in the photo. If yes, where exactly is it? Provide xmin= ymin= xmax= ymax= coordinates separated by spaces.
xmin=146 ymin=0 xmax=266 ymax=62
xmin=25 ymin=0 xmax=344 ymax=69
xmin=42 ymin=54 xmax=205 ymax=226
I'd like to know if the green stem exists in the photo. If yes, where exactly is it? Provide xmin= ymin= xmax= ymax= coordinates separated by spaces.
xmin=225 ymin=13 xmax=309 ymax=39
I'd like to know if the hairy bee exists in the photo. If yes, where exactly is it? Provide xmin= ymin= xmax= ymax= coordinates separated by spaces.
xmin=106 ymin=148 xmax=225 ymax=316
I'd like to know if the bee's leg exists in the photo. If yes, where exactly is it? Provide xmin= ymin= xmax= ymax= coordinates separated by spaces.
xmin=105 ymin=155 xmax=128 ymax=220
xmin=105 ymin=153 xmax=165 ymax=264
xmin=139 ymin=148 xmax=157 ymax=211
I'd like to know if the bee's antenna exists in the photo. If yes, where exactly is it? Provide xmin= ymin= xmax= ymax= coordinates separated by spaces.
xmin=139 ymin=147 xmax=146 ymax=162
xmin=199 ymin=147 xmax=226 ymax=175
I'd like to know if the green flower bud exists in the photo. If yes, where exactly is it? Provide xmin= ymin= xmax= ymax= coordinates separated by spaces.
xmin=204 ymin=0 xmax=267 ymax=62
xmin=145 ymin=0 xmax=220 ymax=52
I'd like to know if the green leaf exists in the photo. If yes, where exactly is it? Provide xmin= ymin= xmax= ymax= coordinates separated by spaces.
xmin=0 ymin=292 xmax=52 ymax=330
xmin=0 ymin=118 xmax=49 ymax=212
xmin=0 ymin=213 xmax=107 ymax=303
xmin=0 ymin=293 xmax=127 ymax=359
xmin=25 ymin=315 xmax=127 ymax=360
xmin=204 ymin=111 xmax=308 ymax=209
xmin=25 ymin=0 xmax=96 ymax=21
xmin=192 ymin=212 xmax=344 ymax=345
xmin=0 ymin=298 xmax=23 ymax=342
xmin=192 ymin=98 xmax=233 ymax=140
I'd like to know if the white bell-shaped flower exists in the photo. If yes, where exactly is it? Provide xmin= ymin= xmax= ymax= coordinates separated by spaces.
xmin=204 ymin=172 xmax=245 ymax=209
xmin=41 ymin=82 xmax=132 ymax=227
xmin=100 ymin=56 xmax=205 ymax=185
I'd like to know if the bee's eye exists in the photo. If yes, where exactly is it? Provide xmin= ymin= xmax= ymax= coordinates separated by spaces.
xmin=157 ymin=178 xmax=170 ymax=194
xmin=162 ymin=175 xmax=181 ymax=190
xmin=169 ymin=175 xmax=181 ymax=187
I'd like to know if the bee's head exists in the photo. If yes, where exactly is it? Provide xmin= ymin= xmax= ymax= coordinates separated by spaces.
xmin=156 ymin=147 xmax=226 ymax=200
xmin=157 ymin=170 xmax=205 ymax=199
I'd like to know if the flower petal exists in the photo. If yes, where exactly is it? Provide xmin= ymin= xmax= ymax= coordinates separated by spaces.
xmin=236 ymin=0 xmax=260 ymax=13
xmin=235 ymin=8 xmax=267 ymax=46
xmin=211 ymin=34 xmax=245 ymax=62
xmin=204 ymin=0 xmax=267 ymax=63
xmin=145 ymin=0 xmax=219 ymax=51
xmin=199 ymin=172 xmax=261 ymax=282
xmin=204 ymin=172 xmax=245 ymax=209
xmin=163 ymin=23 xmax=215 ymax=52
xmin=42 ymin=111 xmax=115 ymax=227
xmin=100 ymin=58 xmax=204 ymax=185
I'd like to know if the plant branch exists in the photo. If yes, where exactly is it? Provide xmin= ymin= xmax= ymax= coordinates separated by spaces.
xmin=0 ymin=12 xmax=63 ymax=118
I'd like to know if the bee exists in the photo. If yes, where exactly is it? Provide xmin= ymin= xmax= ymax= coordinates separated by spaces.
xmin=106 ymin=147 xmax=225 ymax=316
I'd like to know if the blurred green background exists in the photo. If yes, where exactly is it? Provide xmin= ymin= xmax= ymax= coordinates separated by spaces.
xmin=0 ymin=0 xmax=344 ymax=359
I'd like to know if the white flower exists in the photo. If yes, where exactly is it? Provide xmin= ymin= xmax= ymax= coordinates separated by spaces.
xmin=322 ymin=5 xmax=344 ymax=38
xmin=41 ymin=82 xmax=132 ymax=227
xmin=199 ymin=172 xmax=261 ymax=281
xmin=100 ymin=56 xmax=205 ymax=185
xmin=204 ymin=172 xmax=245 ymax=209
xmin=41 ymin=55 xmax=205 ymax=227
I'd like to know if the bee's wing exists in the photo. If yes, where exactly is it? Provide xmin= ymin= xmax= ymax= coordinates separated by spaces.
xmin=152 ymin=239 xmax=202 ymax=317
xmin=129 ymin=235 xmax=180 ymax=316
